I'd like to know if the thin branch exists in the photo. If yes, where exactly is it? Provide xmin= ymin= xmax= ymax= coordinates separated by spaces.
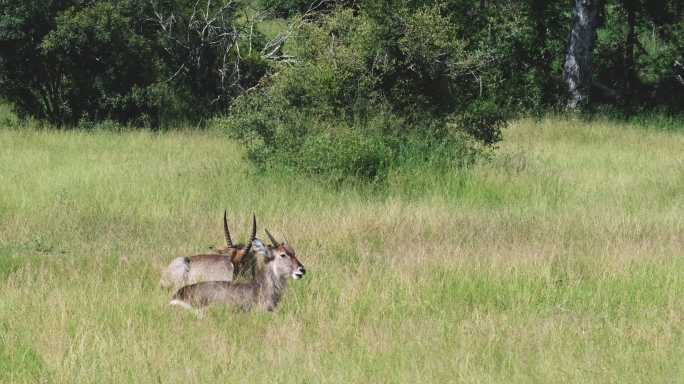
xmin=163 ymin=64 xmax=187 ymax=83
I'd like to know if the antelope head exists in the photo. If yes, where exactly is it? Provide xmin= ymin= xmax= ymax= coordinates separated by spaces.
xmin=263 ymin=229 xmax=305 ymax=279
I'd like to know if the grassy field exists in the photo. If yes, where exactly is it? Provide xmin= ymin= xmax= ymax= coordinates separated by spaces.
xmin=1 ymin=115 xmax=683 ymax=383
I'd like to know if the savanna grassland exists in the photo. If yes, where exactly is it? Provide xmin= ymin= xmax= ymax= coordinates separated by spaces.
xmin=1 ymin=115 xmax=683 ymax=383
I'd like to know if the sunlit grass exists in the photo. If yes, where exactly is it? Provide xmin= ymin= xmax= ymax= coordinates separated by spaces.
xmin=0 ymin=114 xmax=683 ymax=383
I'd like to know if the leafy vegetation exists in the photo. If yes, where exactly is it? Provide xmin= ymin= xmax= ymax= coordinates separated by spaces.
xmin=1 ymin=0 xmax=682 ymax=178
xmin=221 ymin=7 xmax=499 ymax=181
xmin=2 ymin=1 xmax=681 ymax=122
xmin=0 ymin=0 xmax=266 ymax=127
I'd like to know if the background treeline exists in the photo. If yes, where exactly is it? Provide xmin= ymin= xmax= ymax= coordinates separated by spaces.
xmin=1 ymin=0 xmax=683 ymax=180
xmin=0 ymin=0 xmax=270 ymax=127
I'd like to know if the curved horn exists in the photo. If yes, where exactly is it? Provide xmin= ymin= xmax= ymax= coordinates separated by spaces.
xmin=223 ymin=210 xmax=233 ymax=248
xmin=265 ymin=228 xmax=280 ymax=247
xmin=244 ymin=214 xmax=257 ymax=255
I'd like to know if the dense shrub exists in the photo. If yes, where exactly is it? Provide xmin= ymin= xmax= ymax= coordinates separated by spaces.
xmin=44 ymin=1 xmax=165 ymax=125
xmin=0 ymin=0 xmax=161 ymax=126
xmin=0 ymin=0 xmax=77 ymax=123
xmin=221 ymin=6 xmax=504 ymax=182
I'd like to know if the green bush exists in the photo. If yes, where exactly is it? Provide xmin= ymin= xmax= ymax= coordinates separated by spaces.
xmin=221 ymin=6 xmax=503 ymax=182
xmin=453 ymin=100 xmax=505 ymax=145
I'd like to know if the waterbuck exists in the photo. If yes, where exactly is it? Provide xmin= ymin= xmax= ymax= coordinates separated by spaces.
xmin=169 ymin=233 xmax=305 ymax=312
xmin=159 ymin=212 xmax=257 ymax=289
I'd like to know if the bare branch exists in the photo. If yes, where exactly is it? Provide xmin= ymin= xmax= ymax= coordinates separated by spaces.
xmin=147 ymin=0 xmax=341 ymax=105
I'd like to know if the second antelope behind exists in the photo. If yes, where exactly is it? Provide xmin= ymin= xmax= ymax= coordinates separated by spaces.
xmin=170 ymin=232 xmax=305 ymax=312
xmin=159 ymin=212 xmax=257 ymax=289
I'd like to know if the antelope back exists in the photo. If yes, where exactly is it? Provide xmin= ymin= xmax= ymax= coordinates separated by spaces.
xmin=185 ymin=254 xmax=235 ymax=284
xmin=160 ymin=254 xmax=234 ymax=289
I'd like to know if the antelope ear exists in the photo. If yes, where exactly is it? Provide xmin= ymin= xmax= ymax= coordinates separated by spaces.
xmin=251 ymin=239 xmax=265 ymax=251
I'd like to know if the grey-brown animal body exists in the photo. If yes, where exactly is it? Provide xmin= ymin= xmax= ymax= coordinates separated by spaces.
xmin=170 ymin=236 xmax=305 ymax=312
xmin=159 ymin=212 xmax=257 ymax=289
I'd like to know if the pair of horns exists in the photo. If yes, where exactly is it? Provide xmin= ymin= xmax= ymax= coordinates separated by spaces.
xmin=223 ymin=210 xmax=257 ymax=253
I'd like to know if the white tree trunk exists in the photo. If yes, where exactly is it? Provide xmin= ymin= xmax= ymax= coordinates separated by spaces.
xmin=563 ymin=0 xmax=599 ymax=110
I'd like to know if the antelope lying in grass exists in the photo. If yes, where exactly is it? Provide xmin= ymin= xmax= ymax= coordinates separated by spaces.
xmin=170 ymin=231 xmax=305 ymax=312
xmin=159 ymin=212 xmax=257 ymax=289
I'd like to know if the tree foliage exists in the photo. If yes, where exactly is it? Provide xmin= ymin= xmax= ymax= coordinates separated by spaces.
xmin=40 ymin=0 xmax=160 ymax=125
xmin=2 ymin=0 xmax=683 ymax=128
xmin=0 ymin=0 xmax=267 ymax=126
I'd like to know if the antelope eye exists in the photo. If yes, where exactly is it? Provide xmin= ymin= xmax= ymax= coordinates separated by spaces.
xmin=280 ymin=254 xmax=286 ymax=258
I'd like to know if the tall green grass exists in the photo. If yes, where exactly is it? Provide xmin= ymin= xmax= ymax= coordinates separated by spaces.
xmin=0 ymin=114 xmax=683 ymax=383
